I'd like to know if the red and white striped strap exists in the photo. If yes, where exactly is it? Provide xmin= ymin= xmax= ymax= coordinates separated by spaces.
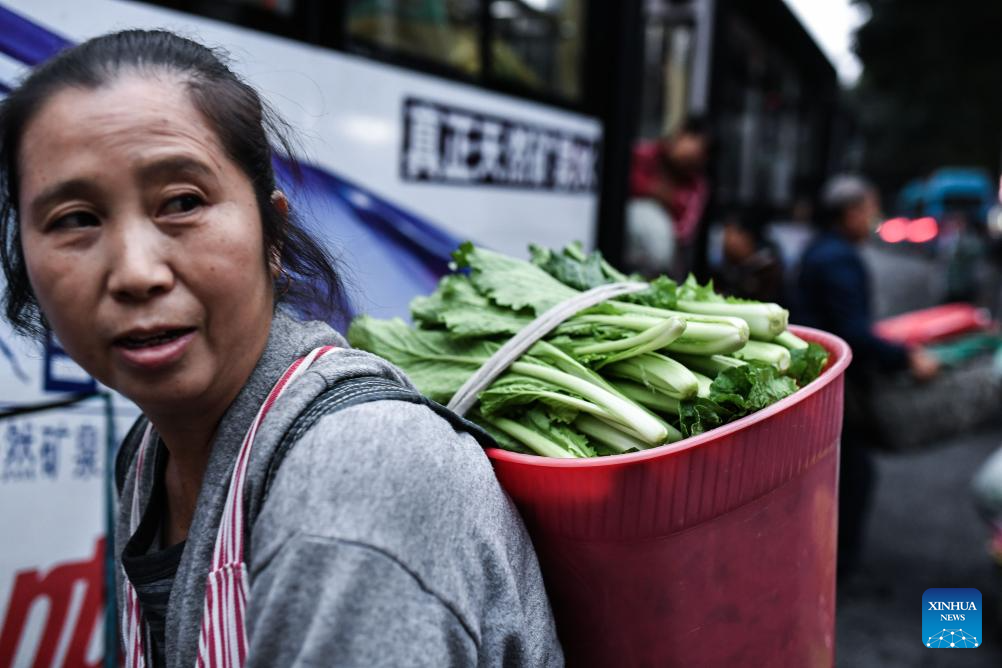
xmin=195 ymin=345 xmax=335 ymax=667
xmin=211 ymin=345 xmax=336 ymax=569
xmin=122 ymin=345 xmax=336 ymax=668
xmin=123 ymin=422 xmax=155 ymax=668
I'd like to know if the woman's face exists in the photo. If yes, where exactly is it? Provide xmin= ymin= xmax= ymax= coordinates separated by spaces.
xmin=843 ymin=191 xmax=880 ymax=242
xmin=18 ymin=73 xmax=275 ymax=415
xmin=722 ymin=224 xmax=755 ymax=264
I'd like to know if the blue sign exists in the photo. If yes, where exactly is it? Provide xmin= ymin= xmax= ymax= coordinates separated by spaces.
xmin=43 ymin=330 xmax=96 ymax=394
xmin=923 ymin=588 xmax=982 ymax=649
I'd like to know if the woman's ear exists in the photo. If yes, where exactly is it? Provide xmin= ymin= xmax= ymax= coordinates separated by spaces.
xmin=269 ymin=190 xmax=289 ymax=279
xmin=271 ymin=190 xmax=290 ymax=219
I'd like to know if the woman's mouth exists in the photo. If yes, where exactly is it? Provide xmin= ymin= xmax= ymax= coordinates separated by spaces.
xmin=113 ymin=327 xmax=197 ymax=370
xmin=118 ymin=328 xmax=191 ymax=348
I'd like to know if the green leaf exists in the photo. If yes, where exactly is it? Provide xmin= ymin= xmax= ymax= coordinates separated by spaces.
xmin=477 ymin=374 xmax=584 ymax=423
xmin=551 ymin=319 xmax=634 ymax=341
xmin=568 ymin=317 xmax=686 ymax=369
xmin=708 ymin=361 xmax=798 ymax=416
xmin=347 ymin=316 xmax=499 ymax=403
xmin=524 ymin=407 xmax=596 ymax=458
xmin=605 ymin=352 xmax=699 ymax=399
xmin=410 ymin=274 xmax=533 ymax=339
xmin=677 ymin=273 xmax=760 ymax=305
xmin=455 ymin=243 xmax=580 ymax=314
xmin=677 ymin=274 xmax=723 ymax=303
xmin=468 ymin=409 xmax=532 ymax=454
xmin=449 ymin=240 xmax=477 ymax=269
xmin=529 ymin=242 xmax=610 ymax=291
xmin=626 ymin=276 xmax=678 ymax=309
xmin=787 ymin=343 xmax=829 ymax=387
xmin=677 ymin=398 xmax=732 ymax=438
xmin=528 ymin=243 xmax=553 ymax=268
xmin=530 ymin=244 xmax=680 ymax=310
xmin=675 ymin=275 xmax=788 ymax=339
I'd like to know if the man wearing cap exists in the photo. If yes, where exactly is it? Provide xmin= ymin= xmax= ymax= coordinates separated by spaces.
xmin=797 ymin=175 xmax=939 ymax=579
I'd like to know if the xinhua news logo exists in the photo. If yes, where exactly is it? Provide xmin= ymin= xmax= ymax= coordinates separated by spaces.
xmin=923 ymin=588 xmax=982 ymax=649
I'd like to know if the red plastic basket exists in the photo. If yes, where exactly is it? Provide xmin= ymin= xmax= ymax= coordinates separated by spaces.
xmin=486 ymin=326 xmax=851 ymax=667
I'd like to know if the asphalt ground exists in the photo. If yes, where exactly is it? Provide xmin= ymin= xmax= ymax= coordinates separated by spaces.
xmin=835 ymin=421 xmax=1002 ymax=667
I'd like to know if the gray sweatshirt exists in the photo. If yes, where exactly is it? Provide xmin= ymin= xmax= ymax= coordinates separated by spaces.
xmin=115 ymin=310 xmax=563 ymax=667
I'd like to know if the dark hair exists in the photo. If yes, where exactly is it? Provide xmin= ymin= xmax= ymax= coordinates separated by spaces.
xmin=679 ymin=115 xmax=710 ymax=138
xmin=0 ymin=29 xmax=349 ymax=338
xmin=666 ymin=115 xmax=713 ymax=155
xmin=723 ymin=205 xmax=770 ymax=246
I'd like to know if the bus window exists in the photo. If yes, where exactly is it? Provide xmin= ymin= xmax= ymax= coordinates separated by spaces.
xmin=489 ymin=0 xmax=584 ymax=101
xmin=140 ymin=0 xmax=589 ymax=108
xmin=346 ymin=0 xmax=482 ymax=76
xmin=635 ymin=18 xmax=695 ymax=140
xmin=132 ymin=0 xmax=310 ymax=41
xmin=217 ymin=0 xmax=295 ymax=16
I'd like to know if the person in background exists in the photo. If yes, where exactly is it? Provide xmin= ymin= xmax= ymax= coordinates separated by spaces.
xmin=630 ymin=117 xmax=711 ymax=278
xmin=942 ymin=210 xmax=987 ymax=303
xmin=623 ymin=198 xmax=676 ymax=279
xmin=796 ymin=175 xmax=940 ymax=579
xmin=712 ymin=207 xmax=784 ymax=303
xmin=972 ymin=445 xmax=1002 ymax=573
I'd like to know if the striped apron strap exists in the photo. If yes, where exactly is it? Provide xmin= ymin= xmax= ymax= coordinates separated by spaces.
xmin=122 ymin=423 xmax=155 ymax=668
xmin=195 ymin=345 xmax=336 ymax=667
xmin=120 ymin=346 xmax=337 ymax=668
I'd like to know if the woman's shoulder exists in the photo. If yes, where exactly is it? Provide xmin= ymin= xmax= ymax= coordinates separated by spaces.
xmin=251 ymin=397 xmax=538 ymax=609
xmin=255 ymin=396 xmax=517 ymax=546
xmin=301 ymin=397 xmax=494 ymax=485
xmin=250 ymin=397 xmax=561 ymax=663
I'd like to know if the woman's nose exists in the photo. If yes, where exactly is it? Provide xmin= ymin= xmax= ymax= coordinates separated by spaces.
xmin=106 ymin=222 xmax=175 ymax=302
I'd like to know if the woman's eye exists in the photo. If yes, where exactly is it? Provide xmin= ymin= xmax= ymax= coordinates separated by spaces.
xmin=161 ymin=194 xmax=203 ymax=216
xmin=51 ymin=212 xmax=99 ymax=230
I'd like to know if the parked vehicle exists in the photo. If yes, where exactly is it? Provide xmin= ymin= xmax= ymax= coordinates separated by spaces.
xmin=879 ymin=168 xmax=995 ymax=254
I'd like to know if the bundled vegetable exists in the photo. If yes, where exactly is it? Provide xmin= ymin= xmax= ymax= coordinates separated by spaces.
xmin=348 ymin=242 xmax=829 ymax=458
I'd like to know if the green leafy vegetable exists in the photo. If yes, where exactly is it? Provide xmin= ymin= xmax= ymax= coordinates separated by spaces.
xmin=351 ymin=241 xmax=818 ymax=458
xmin=676 ymin=275 xmax=789 ymax=340
xmin=605 ymin=352 xmax=699 ymax=400
xmin=670 ymin=352 xmax=747 ymax=378
xmin=485 ymin=414 xmax=580 ymax=458
xmin=410 ymin=274 xmax=534 ymax=338
xmin=566 ymin=317 xmax=686 ymax=368
xmin=453 ymin=241 xmax=578 ymax=314
xmin=611 ymin=379 xmax=681 ymax=415
xmin=529 ymin=242 xmax=613 ymax=292
xmin=787 ymin=343 xmax=830 ymax=387
xmin=774 ymin=330 xmax=809 ymax=350
xmin=677 ymin=398 xmax=732 ymax=438
xmin=731 ymin=340 xmax=792 ymax=374
xmin=708 ymin=363 xmax=798 ymax=416
xmin=348 ymin=316 xmax=499 ymax=403
xmin=574 ymin=414 xmax=649 ymax=454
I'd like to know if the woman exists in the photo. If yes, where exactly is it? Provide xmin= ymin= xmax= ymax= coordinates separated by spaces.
xmin=0 ymin=30 xmax=562 ymax=667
